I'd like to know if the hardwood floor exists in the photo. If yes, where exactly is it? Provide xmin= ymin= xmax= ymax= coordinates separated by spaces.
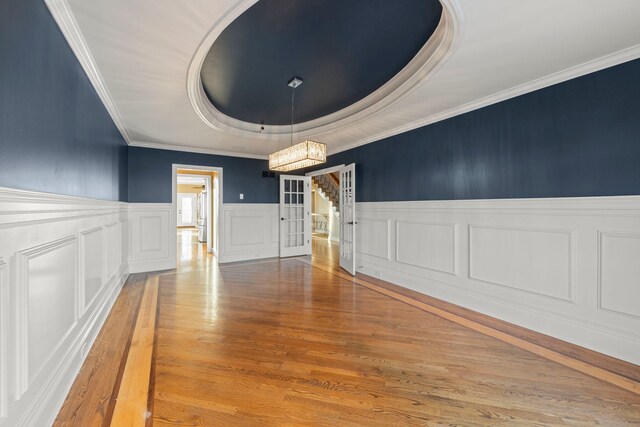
xmin=54 ymin=273 xmax=148 ymax=427
xmin=56 ymin=230 xmax=640 ymax=426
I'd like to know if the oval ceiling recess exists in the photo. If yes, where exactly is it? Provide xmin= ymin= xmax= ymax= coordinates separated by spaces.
xmin=200 ymin=0 xmax=443 ymax=126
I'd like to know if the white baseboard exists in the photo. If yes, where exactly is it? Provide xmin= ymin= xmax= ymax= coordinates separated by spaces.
xmin=355 ymin=196 xmax=640 ymax=365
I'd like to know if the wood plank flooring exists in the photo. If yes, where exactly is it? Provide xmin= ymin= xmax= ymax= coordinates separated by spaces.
xmin=111 ymin=275 xmax=159 ymax=426
xmin=54 ymin=273 xmax=147 ymax=427
xmin=56 ymin=231 xmax=640 ymax=426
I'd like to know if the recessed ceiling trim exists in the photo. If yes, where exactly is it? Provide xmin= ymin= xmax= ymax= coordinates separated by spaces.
xmin=187 ymin=0 xmax=465 ymax=141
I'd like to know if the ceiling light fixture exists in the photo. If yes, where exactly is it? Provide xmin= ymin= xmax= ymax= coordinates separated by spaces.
xmin=268 ymin=77 xmax=327 ymax=172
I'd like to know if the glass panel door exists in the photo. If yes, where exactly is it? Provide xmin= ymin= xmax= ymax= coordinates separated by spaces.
xmin=279 ymin=175 xmax=311 ymax=257
xmin=340 ymin=164 xmax=356 ymax=275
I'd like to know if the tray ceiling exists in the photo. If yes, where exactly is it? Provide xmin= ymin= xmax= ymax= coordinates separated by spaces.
xmin=54 ymin=0 xmax=640 ymax=158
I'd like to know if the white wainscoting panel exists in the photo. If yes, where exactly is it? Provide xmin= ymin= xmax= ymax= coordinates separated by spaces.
xmin=16 ymin=236 xmax=78 ymax=398
xmin=396 ymin=221 xmax=457 ymax=275
xmin=357 ymin=218 xmax=391 ymax=260
xmin=0 ymin=187 xmax=128 ymax=427
xmin=105 ymin=222 xmax=121 ymax=282
xmin=599 ymin=231 xmax=640 ymax=319
xmin=128 ymin=204 xmax=175 ymax=273
xmin=80 ymin=227 xmax=105 ymax=314
xmin=0 ymin=259 xmax=6 ymax=421
xmin=355 ymin=196 xmax=640 ymax=365
xmin=219 ymin=204 xmax=279 ymax=263
xmin=469 ymin=225 xmax=573 ymax=301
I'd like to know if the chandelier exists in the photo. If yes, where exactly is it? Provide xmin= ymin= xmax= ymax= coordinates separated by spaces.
xmin=269 ymin=77 xmax=326 ymax=172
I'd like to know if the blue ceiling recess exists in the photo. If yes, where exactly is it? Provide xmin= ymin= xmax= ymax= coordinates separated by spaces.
xmin=200 ymin=0 xmax=443 ymax=126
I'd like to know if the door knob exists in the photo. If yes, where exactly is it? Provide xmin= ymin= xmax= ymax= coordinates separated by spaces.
xmin=347 ymin=221 xmax=358 ymax=225
xmin=281 ymin=217 xmax=285 ymax=221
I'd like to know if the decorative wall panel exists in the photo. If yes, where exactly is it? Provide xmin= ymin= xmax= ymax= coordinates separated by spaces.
xmin=0 ymin=187 xmax=128 ymax=426
xmin=355 ymin=196 xmax=640 ymax=365
xmin=469 ymin=225 xmax=573 ymax=301
xmin=599 ymin=231 xmax=640 ymax=319
xmin=396 ymin=221 xmax=457 ymax=274
xmin=80 ymin=227 xmax=105 ymax=312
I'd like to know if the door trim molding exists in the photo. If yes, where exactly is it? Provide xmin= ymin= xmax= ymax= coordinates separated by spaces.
xmin=171 ymin=164 xmax=223 ymax=261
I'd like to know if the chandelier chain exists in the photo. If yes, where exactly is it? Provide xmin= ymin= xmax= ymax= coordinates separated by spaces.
xmin=290 ymin=86 xmax=295 ymax=148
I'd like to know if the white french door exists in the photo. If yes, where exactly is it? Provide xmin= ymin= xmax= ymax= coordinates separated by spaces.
xmin=177 ymin=193 xmax=197 ymax=226
xmin=339 ymin=164 xmax=356 ymax=275
xmin=279 ymin=175 xmax=312 ymax=257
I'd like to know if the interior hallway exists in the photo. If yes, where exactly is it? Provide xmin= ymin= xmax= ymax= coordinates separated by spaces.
xmin=55 ymin=234 xmax=640 ymax=426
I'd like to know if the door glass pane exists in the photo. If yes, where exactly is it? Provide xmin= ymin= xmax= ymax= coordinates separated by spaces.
xmin=285 ymin=180 xmax=290 ymax=192
xmin=299 ymin=193 xmax=304 ymax=204
xmin=285 ymin=194 xmax=290 ymax=205
xmin=181 ymin=197 xmax=193 ymax=224
xmin=291 ymin=194 xmax=297 ymax=204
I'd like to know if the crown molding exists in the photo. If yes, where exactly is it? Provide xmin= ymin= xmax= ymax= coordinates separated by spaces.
xmin=47 ymin=0 xmax=640 ymax=160
xmin=328 ymin=42 xmax=640 ymax=156
xmin=45 ymin=0 xmax=133 ymax=145
xmin=129 ymin=141 xmax=268 ymax=160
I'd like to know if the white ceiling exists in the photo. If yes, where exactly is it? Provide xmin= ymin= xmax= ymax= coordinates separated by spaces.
xmin=52 ymin=0 xmax=640 ymax=159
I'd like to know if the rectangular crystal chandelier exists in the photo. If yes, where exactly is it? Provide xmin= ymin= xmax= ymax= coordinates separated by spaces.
xmin=269 ymin=140 xmax=327 ymax=172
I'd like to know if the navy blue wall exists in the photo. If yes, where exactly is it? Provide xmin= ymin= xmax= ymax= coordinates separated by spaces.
xmin=0 ymin=0 xmax=128 ymax=201
xmin=127 ymin=147 xmax=278 ymax=203
xmin=315 ymin=58 xmax=640 ymax=202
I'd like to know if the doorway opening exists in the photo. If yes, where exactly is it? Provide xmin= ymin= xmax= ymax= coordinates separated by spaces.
xmin=304 ymin=164 xmax=356 ymax=275
xmin=310 ymin=171 xmax=340 ymax=267
xmin=172 ymin=164 xmax=223 ymax=265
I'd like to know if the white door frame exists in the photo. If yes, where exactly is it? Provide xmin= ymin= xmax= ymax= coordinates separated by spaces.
xmin=172 ymin=164 xmax=223 ymax=257
xmin=176 ymin=174 xmax=212 ymax=252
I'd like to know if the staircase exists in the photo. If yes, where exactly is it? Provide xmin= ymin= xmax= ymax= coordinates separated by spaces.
xmin=312 ymin=173 xmax=340 ymax=211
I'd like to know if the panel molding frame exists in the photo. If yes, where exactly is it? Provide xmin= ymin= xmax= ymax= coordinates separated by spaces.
xmin=128 ymin=204 xmax=175 ymax=274
xmin=105 ymin=222 xmax=121 ymax=282
xmin=78 ymin=226 xmax=106 ymax=317
xmin=597 ymin=230 xmax=640 ymax=320
xmin=13 ymin=236 xmax=79 ymax=400
xmin=395 ymin=220 xmax=458 ymax=275
xmin=219 ymin=203 xmax=279 ymax=264
xmin=468 ymin=224 xmax=576 ymax=303
xmin=356 ymin=218 xmax=391 ymax=261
